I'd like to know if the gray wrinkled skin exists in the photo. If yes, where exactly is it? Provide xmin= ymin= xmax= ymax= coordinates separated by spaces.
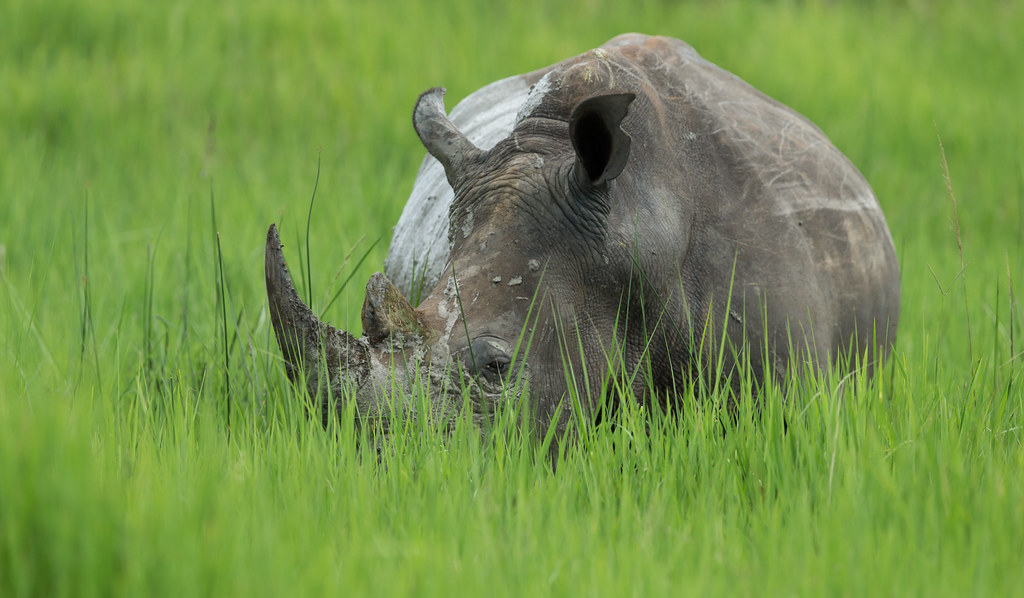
xmin=266 ymin=34 xmax=901 ymax=443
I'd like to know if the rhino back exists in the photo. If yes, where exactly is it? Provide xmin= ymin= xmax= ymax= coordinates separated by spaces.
xmin=531 ymin=34 xmax=900 ymax=375
xmin=621 ymin=35 xmax=899 ymax=372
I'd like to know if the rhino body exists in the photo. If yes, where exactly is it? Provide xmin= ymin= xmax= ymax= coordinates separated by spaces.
xmin=266 ymin=34 xmax=900 ymax=439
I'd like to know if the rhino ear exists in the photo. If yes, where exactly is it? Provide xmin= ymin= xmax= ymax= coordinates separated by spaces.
xmin=569 ymin=93 xmax=635 ymax=186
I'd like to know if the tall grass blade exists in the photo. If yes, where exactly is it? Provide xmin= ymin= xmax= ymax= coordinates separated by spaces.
xmin=935 ymin=122 xmax=973 ymax=364
xmin=210 ymin=184 xmax=231 ymax=435
xmin=320 ymin=234 xmax=383 ymax=318
xmin=305 ymin=150 xmax=321 ymax=310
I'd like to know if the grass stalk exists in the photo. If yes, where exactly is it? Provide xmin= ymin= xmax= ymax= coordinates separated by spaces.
xmin=75 ymin=187 xmax=102 ymax=392
xmin=320 ymin=234 xmax=382 ymax=317
xmin=935 ymin=122 xmax=973 ymax=364
xmin=211 ymin=185 xmax=231 ymax=435
xmin=305 ymin=150 xmax=321 ymax=310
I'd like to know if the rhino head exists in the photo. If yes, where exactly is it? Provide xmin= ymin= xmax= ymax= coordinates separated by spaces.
xmin=266 ymin=87 xmax=648 ymax=442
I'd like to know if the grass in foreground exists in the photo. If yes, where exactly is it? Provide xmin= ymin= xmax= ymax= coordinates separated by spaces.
xmin=2 ymin=349 xmax=1021 ymax=596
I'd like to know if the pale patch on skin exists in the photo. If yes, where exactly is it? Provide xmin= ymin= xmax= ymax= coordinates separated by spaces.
xmin=771 ymin=192 xmax=877 ymax=217
xmin=436 ymin=275 xmax=462 ymax=340
xmin=515 ymin=70 xmax=558 ymax=125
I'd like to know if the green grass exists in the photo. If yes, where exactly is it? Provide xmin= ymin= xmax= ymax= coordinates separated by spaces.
xmin=2 ymin=0 xmax=1022 ymax=595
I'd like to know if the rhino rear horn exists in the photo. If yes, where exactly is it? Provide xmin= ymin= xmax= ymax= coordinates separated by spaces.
xmin=361 ymin=272 xmax=429 ymax=345
xmin=413 ymin=87 xmax=482 ymax=187
xmin=569 ymin=93 xmax=635 ymax=186
xmin=265 ymin=224 xmax=367 ymax=415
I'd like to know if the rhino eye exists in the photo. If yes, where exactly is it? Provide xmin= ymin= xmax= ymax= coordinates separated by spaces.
xmin=465 ymin=337 xmax=513 ymax=384
xmin=481 ymin=356 xmax=510 ymax=379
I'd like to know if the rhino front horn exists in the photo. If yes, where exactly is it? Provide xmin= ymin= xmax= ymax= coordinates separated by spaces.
xmin=265 ymin=224 xmax=368 ymax=418
xmin=412 ymin=87 xmax=482 ymax=186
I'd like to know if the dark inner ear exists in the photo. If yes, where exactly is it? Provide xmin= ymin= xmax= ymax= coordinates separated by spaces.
xmin=569 ymin=93 xmax=635 ymax=186
xmin=574 ymin=111 xmax=614 ymax=182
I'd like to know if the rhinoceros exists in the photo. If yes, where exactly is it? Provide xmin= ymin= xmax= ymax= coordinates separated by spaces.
xmin=265 ymin=33 xmax=900 ymax=439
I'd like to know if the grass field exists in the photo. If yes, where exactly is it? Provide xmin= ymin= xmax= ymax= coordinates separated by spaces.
xmin=2 ymin=0 xmax=1022 ymax=595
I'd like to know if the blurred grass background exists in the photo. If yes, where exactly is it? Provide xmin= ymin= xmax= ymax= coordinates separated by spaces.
xmin=1 ymin=0 xmax=1022 ymax=596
